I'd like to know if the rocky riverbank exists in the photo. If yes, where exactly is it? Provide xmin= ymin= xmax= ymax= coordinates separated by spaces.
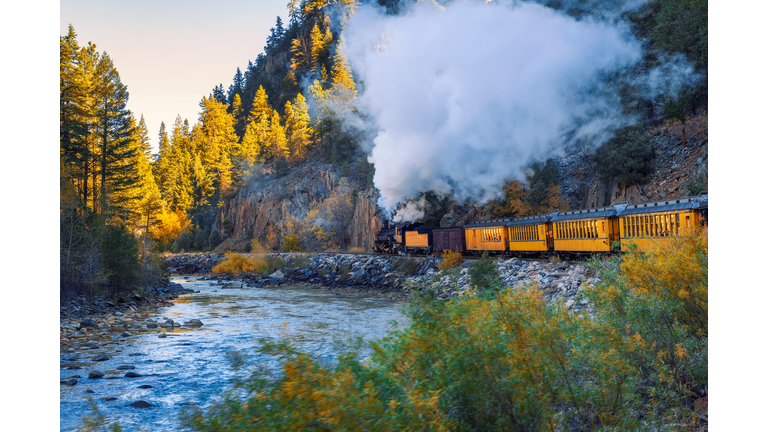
xmin=164 ymin=253 xmax=601 ymax=313
xmin=59 ymin=282 xmax=206 ymax=389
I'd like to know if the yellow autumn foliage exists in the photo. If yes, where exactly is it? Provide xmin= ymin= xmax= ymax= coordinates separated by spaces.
xmin=437 ymin=249 xmax=463 ymax=270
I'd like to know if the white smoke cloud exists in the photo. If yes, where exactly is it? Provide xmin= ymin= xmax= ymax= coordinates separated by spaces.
xmin=392 ymin=196 xmax=427 ymax=222
xmin=336 ymin=0 xmax=698 ymax=211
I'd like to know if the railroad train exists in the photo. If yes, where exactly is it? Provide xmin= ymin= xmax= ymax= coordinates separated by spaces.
xmin=374 ymin=195 xmax=708 ymax=257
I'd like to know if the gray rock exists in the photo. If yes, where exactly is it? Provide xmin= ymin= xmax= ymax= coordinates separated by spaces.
xmin=138 ymin=384 xmax=153 ymax=389
xmin=116 ymin=365 xmax=136 ymax=370
xmin=79 ymin=319 xmax=98 ymax=328
xmin=146 ymin=323 xmax=158 ymax=328
xmin=89 ymin=370 xmax=105 ymax=379
xmin=131 ymin=400 xmax=152 ymax=408
xmin=112 ymin=321 xmax=127 ymax=327
xmin=268 ymin=270 xmax=285 ymax=279
xmin=125 ymin=372 xmax=141 ymax=378
xmin=60 ymin=378 xmax=78 ymax=386
xmin=158 ymin=334 xmax=167 ymax=338
xmin=120 ymin=332 xmax=132 ymax=337
xmin=103 ymin=396 xmax=118 ymax=401
xmin=92 ymin=355 xmax=110 ymax=362
xmin=184 ymin=319 xmax=203 ymax=327
xmin=565 ymin=299 xmax=575 ymax=309
xmin=62 ymin=353 xmax=80 ymax=361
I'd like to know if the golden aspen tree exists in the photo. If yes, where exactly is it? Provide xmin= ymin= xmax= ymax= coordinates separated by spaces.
xmin=330 ymin=41 xmax=356 ymax=100
xmin=284 ymin=93 xmax=313 ymax=162
xmin=266 ymin=109 xmax=289 ymax=160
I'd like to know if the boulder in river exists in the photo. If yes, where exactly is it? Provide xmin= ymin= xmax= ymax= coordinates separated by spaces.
xmin=146 ymin=323 xmax=158 ymax=328
xmin=62 ymin=353 xmax=80 ymax=361
xmin=161 ymin=319 xmax=179 ymax=328
xmin=184 ymin=319 xmax=203 ymax=327
xmin=158 ymin=334 xmax=167 ymax=338
xmin=92 ymin=355 xmax=110 ymax=362
xmin=137 ymin=385 xmax=153 ymax=389
xmin=111 ymin=321 xmax=127 ymax=327
xmin=125 ymin=372 xmax=141 ymax=378
xmin=79 ymin=319 xmax=98 ymax=329
xmin=104 ymin=397 xmax=118 ymax=401
xmin=117 ymin=365 xmax=136 ymax=370
xmin=60 ymin=378 xmax=78 ymax=386
xmin=88 ymin=370 xmax=104 ymax=379
xmin=120 ymin=332 xmax=132 ymax=337
xmin=131 ymin=400 xmax=152 ymax=408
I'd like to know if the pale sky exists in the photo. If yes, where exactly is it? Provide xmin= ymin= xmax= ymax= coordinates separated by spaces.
xmin=61 ymin=0 xmax=290 ymax=153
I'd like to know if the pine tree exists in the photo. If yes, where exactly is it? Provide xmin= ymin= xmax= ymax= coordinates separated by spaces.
xmin=331 ymin=41 xmax=356 ymax=99
xmin=192 ymin=153 xmax=215 ymax=209
xmin=287 ymin=0 xmax=302 ymax=25
xmin=154 ymin=122 xmax=174 ymax=203
xmin=229 ymin=93 xmax=246 ymax=138
xmin=92 ymin=52 xmax=138 ymax=218
xmin=310 ymin=24 xmax=333 ymax=71
xmin=197 ymin=96 xmax=239 ymax=198
xmin=169 ymin=115 xmax=194 ymax=212
xmin=284 ymin=93 xmax=313 ymax=162
xmin=266 ymin=109 xmax=289 ymax=160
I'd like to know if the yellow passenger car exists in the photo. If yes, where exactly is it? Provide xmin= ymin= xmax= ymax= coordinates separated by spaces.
xmin=616 ymin=198 xmax=705 ymax=252
xmin=506 ymin=214 xmax=551 ymax=253
xmin=551 ymin=207 xmax=617 ymax=253
xmin=464 ymin=219 xmax=509 ymax=254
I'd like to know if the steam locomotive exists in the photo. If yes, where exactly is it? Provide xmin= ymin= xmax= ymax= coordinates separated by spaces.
xmin=374 ymin=195 xmax=708 ymax=257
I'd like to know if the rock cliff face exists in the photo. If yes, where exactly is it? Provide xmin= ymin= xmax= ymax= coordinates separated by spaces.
xmin=350 ymin=189 xmax=383 ymax=251
xmin=214 ymin=161 xmax=381 ymax=251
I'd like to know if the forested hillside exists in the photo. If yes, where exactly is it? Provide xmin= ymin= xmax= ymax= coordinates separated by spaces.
xmin=60 ymin=0 xmax=707 ymax=297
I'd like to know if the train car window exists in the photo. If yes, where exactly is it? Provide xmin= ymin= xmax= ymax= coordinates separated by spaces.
xmin=675 ymin=214 xmax=680 ymax=235
xmin=645 ymin=215 xmax=649 ymax=236
xmin=602 ymin=221 xmax=606 ymax=236
xmin=653 ymin=215 xmax=658 ymax=237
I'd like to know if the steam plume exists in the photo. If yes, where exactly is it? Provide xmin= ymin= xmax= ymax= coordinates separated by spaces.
xmin=339 ymin=0 xmax=698 ymax=210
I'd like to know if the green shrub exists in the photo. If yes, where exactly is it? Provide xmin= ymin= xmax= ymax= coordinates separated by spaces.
xmin=184 ymin=230 xmax=709 ymax=430
xmin=291 ymin=256 xmax=310 ymax=269
xmin=339 ymin=263 xmax=351 ymax=279
xmin=170 ymin=241 xmax=180 ymax=253
xmin=584 ymin=228 xmax=708 ymax=410
xmin=208 ymin=228 xmax=222 ymax=249
xmin=178 ymin=232 xmax=192 ymax=252
xmin=102 ymin=224 xmax=141 ymax=291
xmin=399 ymin=257 xmax=419 ymax=276
xmin=194 ymin=228 xmax=208 ymax=250
xmin=468 ymin=251 xmax=500 ymax=294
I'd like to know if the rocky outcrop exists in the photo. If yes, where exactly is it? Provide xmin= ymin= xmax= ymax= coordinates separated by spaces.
xmin=350 ymin=189 xmax=383 ymax=250
xmin=213 ymin=160 xmax=383 ymax=252
xmin=216 ymin=162 xmax=340 ymax=250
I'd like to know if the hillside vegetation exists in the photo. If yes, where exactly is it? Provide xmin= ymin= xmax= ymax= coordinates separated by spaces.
xmin=60 ymin=0 xmax=707 ymax=290
xmin=184 ymin=228 xmax=708 ymax=431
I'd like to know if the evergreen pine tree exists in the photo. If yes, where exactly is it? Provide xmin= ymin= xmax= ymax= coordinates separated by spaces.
xmin=92 ymin=52 xmax=138 ymax=218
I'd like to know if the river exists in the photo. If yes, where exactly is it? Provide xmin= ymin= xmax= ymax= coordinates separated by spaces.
xmin=60 ymin=276 xmax=409 ymax=431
